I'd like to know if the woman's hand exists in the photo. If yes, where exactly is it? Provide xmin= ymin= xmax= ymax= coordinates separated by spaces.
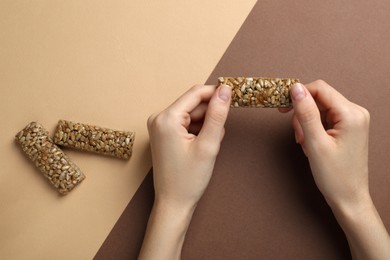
xmin=139 ymin=84 xmax=231 ymax=260
xmin=148 ymin=84 xmax=231 ymax=210
xmin=282 ymin=80 xmax=370 ymax=208
xmin=282 ymin=80 xmax=390 ymax=259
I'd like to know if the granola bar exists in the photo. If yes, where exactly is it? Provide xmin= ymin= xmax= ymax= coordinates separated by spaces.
xmin=15 ymin=122 xmax=85 ymax=195
xmin=54 ymin=120 xmax=135 ymax=160
xmin=218 ymin=77 xmax=299 ymax=108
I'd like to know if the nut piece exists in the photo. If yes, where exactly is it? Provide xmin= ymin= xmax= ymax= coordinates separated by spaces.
xmin=54 ymin=120 xmax=135 ymax=160
xmin=15 ymin=122 xmax=85 ymax=195
xmin=218 ymin=77 xmax=299 ymax=108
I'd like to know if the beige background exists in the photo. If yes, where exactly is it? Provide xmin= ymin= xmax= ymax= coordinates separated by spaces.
xmin=0 ymin=1 xmax=256 ymax=259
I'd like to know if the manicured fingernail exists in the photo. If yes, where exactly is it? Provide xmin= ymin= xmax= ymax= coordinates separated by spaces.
xmin=290 ymin=83 xmax=306 ymax=101
xmin=218 ymin=84 xmax=231 ymax=102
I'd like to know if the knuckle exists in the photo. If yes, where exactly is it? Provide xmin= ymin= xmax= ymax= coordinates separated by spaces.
xmin=149 ymin=112 xmax=169 ymax=132
xmin=360 ymin=107 xmax=370 ymax=122
xmin=154 ymin=113 xmax=167 ymax=128
xmin=196 ymin=140 xmax=220 ymax=158
xmin=191 ymin=84 xmax=204 ymax=92
xmin=313 ymin=79 xmax=329 ymax=87
xmin=147 ymin=113 xmax=158 ymax=130
xmin=344 ymin=104 xmax=370 ymax=129
xmin=356 ymin=107 xmax=370 ymax=127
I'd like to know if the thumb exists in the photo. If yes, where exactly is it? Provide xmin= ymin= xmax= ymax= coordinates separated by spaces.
xmin=198 ymin=84 xmax=231 ymax=145
xmin=291 ymin=83 xmax=326 ymax=142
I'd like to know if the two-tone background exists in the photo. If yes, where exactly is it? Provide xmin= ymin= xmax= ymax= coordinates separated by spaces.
xmin=2 ymin=1 xmax=390 ymax=259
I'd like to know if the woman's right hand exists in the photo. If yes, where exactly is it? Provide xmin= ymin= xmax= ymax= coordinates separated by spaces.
xmin=283 ymin=80 xmax=370 ymax=208
xmin=281 ymin=80 xmax=390 ymax=259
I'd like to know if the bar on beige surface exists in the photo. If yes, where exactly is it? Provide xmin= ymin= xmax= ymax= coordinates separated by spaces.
xmin=54 ymin=120 xmax=135 ymax=160
xmin=218 ymin=77 xmax=299 ymax=108
xmin=15 ymin=122 xmax=85 ymax=195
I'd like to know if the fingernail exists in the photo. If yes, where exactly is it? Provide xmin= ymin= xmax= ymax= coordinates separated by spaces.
xmin=290 ymin=83 xmax=306 ymax=101
xmin=218 ymin=84 xmax=231 ymax=102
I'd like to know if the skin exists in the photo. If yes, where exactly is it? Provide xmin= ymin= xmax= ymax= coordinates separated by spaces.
xmin=138 ymin=81 xmax=390 ymax=260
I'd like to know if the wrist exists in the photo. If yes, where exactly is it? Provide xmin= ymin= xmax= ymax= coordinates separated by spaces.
xmin=323 ymin=185 xmax=371 ymax=213
xmin=328 ymin=193 xmax=390 ymax=259
xmin=150 ymin=198 xmax=197 ymax=242
xmin=153 ymin=198 xmax=196 ymax=220
xmin=329 ymin=192 xmax=375 ymax=224
xmin=139 ymin=199 xmax=196 ymax=260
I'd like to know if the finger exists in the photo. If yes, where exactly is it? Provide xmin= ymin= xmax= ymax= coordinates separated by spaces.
xmin=292 ymin=116 xmax=309 ymax=156
xmin=305 ymin=80 xmax=350 ymax=113
xmin=197 ymin=84 xmax=231 ymax=145
xmin=188 ymin=122 xmax=203 ymax=136
xmin=169 ymin=85 xmax=216 ymax=113
xmin=147 ymin=113 xmax=159 ymax=133
xmin=182 ymin=103 xmax=208 ymax=133
xmin=290 ymin=83 xmax=327 ymax=142
xmin=306 ymin=80 xmax=359 ymax=132
xmin=278 ymin=107 xmax=292 ymax=113
xmin=188 ymin=103 xmax=208 ymax=134
xmin=292 ymin=115 xmax=304 ymax=144
xmin=220 ymin=127 xmax=226 ymax=142
xmin=189 ymin=102 xmax=208 ymax=122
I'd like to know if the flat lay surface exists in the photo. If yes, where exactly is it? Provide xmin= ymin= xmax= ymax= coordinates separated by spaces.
xmin=2 ymin=1 xmax=390 ymax=259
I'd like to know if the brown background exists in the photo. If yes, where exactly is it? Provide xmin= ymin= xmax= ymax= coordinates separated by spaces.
xmin=0 ymin=1 xmax=256 ymax=259
xmin=95 ymin=0 xmax=390 ymax=259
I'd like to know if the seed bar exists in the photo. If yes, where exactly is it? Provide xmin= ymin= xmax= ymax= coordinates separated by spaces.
xmin=218 ymin=77 xmax=299 ymax=108
xmin=54 ymin=120 xmax=135 ymax=160
xmin=15 ymin=122 xmax=85 ymax=195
